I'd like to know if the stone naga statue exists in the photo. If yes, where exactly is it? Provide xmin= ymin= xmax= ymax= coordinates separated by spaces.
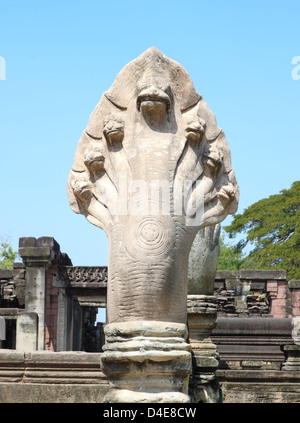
xmin=67 ymin=47 xmax=239 ymax=326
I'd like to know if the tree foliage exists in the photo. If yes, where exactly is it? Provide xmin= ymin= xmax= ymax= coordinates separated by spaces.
xmin=217 ymin=234 xmax=244 ymax=270
xmin=0 ymin=242 xmax=18 ymax=269
xmin=223 ymin=181 xmax=300 ymax=279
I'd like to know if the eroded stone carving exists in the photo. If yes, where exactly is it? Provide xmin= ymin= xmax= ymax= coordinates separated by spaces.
xmin=292 ymin=317 xmax=300 ymax=346
xmin=187 ymin=224 xmax=222 ymax=403
xmin=188 ymin=224 xmax=221 ymax=296
xmin=67 ymin=47 xmax=239 ymax=326
xmin=65 ymin=266 xmax=108 ymax=286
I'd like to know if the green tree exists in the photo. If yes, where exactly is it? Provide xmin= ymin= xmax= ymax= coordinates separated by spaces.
xmin=217 ymin=234 xmax=244 ymax=270
xmin=0 ymin=242 xmax=18 ymax=269
xmin=224 ymin=181 xmax=300 ymax=279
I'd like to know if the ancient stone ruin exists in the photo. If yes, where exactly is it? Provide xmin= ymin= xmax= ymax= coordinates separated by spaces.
xmin=2 ymin=48 xmax=298 ymax=404
xmin=67 ymin=47 xmax=239 ymax=402
xmin=1 ymin=239 xmax=300 ymax=403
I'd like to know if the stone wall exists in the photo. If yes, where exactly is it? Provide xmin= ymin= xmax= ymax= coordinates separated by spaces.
xmin=211 ymin=271 xmax=300 ymax=402
xmin=211 ymin=318 xmax=300 ymax=403
xmin=214 ymin=270 xmax=300 ymax=318
xmin=0 ymin=264 xmax=25 ymax=309
xmin=0 ymin=350 xmax=108 ymax=403
xmin=0 ymin=264 xmax=26 ymax=350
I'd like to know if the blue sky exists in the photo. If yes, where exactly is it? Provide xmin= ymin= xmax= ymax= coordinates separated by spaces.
xmin=0 ymin=0 xmax=299 ymax=266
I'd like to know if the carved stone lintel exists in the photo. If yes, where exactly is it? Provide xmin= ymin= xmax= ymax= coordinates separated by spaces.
xmin=65 ymin=266 xmax=108 ymax=287
xmin=100 ymin=321 xmax=192 ymax=403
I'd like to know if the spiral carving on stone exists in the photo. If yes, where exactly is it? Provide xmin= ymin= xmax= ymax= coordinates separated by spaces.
xmin=125 ymin=216 xmax=174 ymax=260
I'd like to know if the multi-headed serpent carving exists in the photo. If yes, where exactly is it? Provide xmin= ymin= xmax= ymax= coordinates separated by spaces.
xmin=67 ymin=48 xmax=239 ymax=324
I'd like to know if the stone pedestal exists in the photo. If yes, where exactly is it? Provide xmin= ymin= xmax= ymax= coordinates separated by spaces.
xmin=282 ymin=345 xmax=300 ymax=371
xmin=100 ymin=321 xmax=192 ymax=403
xmin=187 ymin=295 xmax=221 ymax=403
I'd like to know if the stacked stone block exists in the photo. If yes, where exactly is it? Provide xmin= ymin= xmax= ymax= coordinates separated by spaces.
xmin=214 ymin=270 xmax=299 ymax=318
